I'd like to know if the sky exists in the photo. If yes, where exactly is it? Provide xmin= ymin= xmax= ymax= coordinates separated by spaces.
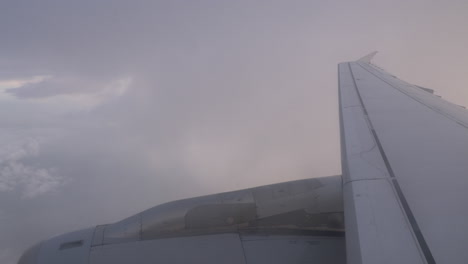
xmin=1 ymin=0 xmax=468 ymax=263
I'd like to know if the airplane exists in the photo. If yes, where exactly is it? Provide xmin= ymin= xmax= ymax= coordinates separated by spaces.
xmin=18 ymin=53 xmax=468 ymax=264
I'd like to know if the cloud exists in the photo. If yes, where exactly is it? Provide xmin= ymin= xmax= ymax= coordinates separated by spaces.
xmin=5 ymin=76 xmax=131 ymax=100
xmin=0 ymin=137 xmax=65 ymax=198
xmin=0 ymin=75 xmax=50 ymax=90
xmin=0 ymin=1 xmax=467 ymax=264
xmin=6 ymin=77 xmax=74 ymax=98
xmin=0 ymin=248 xmax=16 ymax=264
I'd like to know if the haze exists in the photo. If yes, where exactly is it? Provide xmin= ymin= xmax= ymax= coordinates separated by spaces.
xmin=1 ymin=1 xmax=467 ymax=263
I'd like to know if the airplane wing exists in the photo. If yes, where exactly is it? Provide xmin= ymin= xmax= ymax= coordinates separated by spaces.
xmin=339 ymin=53 xmax=468 ymax=264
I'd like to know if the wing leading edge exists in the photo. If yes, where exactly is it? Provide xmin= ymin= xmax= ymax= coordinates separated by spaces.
xmin=339 ymin=54 xmax=468 ymax=264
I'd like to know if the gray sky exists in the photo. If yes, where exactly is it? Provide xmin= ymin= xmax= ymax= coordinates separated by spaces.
xmin=1 ymin=1 xmax=467 ymax=263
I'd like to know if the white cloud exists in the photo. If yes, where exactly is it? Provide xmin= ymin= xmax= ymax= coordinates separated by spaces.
xmin=0 ymin=75 xmax=51 ymax=90
xmin=0 ymin=75 xmax=51 ymax=101
xmin=5 ymin=75 xmax=131 ymax=99
xmin=2 ymin=76 xmax=133 ymax=114
xmin=0 ymin=138 xmax=65 ymax=198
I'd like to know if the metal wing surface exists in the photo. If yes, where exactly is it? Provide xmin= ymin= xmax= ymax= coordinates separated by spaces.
xmin=339 ymin=53 xmax=468 ymax=264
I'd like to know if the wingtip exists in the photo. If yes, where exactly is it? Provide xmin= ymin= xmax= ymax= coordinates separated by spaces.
xmin=358 ymin=51 xmax=378 ymax=63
